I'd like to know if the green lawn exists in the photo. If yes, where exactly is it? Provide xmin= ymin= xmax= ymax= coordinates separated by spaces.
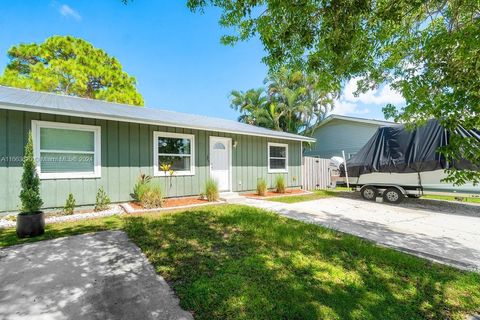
xmin=1 ymin=205 xmax=479 ymax=319
xmin=269 ymin=188 xmax=480 ymax=205
xmin=268 ymin=189 xmax=347 ymax=203
xmin=423 ymin=194 xmax=480 ymax=204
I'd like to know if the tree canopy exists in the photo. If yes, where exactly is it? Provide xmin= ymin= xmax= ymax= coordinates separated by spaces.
xmin=231 ymin=68 xmax=336 ymax=135
xmin=0 ymin=35 xmax=144 ymax=106
xmin=188 ymin=0 xmax=480 ymax=185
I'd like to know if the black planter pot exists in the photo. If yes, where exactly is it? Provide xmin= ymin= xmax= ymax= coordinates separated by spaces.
xmin=16 ymin=211 xmax=45 ymax=238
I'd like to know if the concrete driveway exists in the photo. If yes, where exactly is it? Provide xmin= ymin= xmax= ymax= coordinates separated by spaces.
xmin=240 ymin=196 xmax=480 ymax=271
xmin=0 ymin=231 xmax=193 ymax=320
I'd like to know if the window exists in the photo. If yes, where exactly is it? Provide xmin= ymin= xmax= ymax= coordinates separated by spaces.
xmin=32 ymin=121 xmax=101 ymax=179
xmin=268 ymin=142 xmax=288 ymax=173
xmin=213 ymin=142 xmax=226 ymax=150
xmin=153 ymin=132 xmax=195 ymax=176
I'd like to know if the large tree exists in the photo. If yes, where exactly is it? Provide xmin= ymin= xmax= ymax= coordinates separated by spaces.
xmin=0 ymin=35 xmax=144 ymax=105
xmin=231 ymin=68 xmax=335 ymax=135
xmin=187 ymin=0 xmax=480 ymax=184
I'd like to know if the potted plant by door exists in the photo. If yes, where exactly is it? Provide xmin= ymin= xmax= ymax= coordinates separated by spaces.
xmin=16 ymin=132 xmax=44 ymax=238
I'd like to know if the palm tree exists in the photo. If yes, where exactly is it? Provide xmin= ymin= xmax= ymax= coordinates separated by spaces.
xmin=253 ymin=102 xmax=283 ymax=131
xmin=230 ymin=88 xmax=269 ymax=125
xmin=229 ymin=68 xmax=337 ymax=135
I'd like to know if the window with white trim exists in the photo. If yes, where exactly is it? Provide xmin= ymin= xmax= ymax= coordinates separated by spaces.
xmin=153 ymin=132 xmax=195 ymax=176
xmin=268 ymin=142 xmax=288 ymax=173
xmin=32 ymin=121 xmax=101 ymax=179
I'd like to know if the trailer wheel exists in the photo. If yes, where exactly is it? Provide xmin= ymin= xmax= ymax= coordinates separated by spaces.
xmin=383 ymin=187 xmax=404 ymax=204
xmin=360 ymin=186 xmax=378 ymax=201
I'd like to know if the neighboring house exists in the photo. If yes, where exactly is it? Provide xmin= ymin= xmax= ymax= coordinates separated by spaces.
xmin=0 ymin=86 xmax=314 ymax=212
xmin=304 ymin=114 xmax=394 ymax=159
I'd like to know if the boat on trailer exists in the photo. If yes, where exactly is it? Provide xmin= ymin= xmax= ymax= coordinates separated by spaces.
xmin=338 ymin=120 xmax=480 ymax=204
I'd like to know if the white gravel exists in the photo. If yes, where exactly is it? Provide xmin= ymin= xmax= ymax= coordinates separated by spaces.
xmin=0 ymin=205 xmax=124 ymax=229
xmin=0 ymin=219 xmax=14 ymax=229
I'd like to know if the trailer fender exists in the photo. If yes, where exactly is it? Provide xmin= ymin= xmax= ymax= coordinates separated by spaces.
xmin=386 ymin=185 xmax=407 ymax=196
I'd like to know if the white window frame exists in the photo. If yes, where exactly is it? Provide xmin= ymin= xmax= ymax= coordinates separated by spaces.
xmin=153 ymin=131 xmax=195 ymax=176
xmin=31 ymin=120 xmax=101 ymax=180
xmin=267 ymin=142 xmax=289 ymax=173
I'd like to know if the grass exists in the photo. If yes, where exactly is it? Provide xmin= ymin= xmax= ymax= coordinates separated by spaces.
xmin=1 ymin=205 xmax=479 ymax=319
xmin=269 ymin=187 xmax=480 ymax=205
xmin=423 ymin=194 xmax=480 ymax=204
xmin=268 ymin=189 xmax=338 ymax=203
xmin=0 ymin=215 xmax=123 ymax=247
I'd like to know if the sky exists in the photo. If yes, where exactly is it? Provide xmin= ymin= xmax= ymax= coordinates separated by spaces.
xmin=0 ymin=1 xmax=403 ymax=121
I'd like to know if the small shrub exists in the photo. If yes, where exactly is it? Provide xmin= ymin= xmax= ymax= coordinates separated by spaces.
xmin=63 ymin=193 xmax=76 ymax=215
xmin=137 ymin=183 xmax=163 ymax=208
xmin=257 ymin=178 xmax=267 ymax=196
xmin=138 ymin=173 xmax=152 ymax=185
xmin=19 ymin=131 xmax=43 ymax=213
xmin=95 ymin=187 xmax=110 ymax=212
xmin=132 ymin=173 xmax=152 ymax=201
xmin=275 ymin=175 xmax=286 ymax=193
xmin=205 ymin=179 xmax=219 ymax=202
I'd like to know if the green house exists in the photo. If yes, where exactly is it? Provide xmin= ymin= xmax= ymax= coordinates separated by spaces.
xmin=0 ymin=86 xmax=314 ymax=212
xmin=304 ymin=114 xmax=394 ymax=159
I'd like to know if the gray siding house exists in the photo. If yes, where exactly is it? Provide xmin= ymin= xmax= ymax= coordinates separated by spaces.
xmin=304 ymin=115 xmax=394 ymax=159
xmin=0 ymin=86 xmax=314 ymax=212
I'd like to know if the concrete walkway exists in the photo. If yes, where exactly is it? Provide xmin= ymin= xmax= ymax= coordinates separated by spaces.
xmin=0 ymin=231 xmax=193 ymax=320
xmin=238 ymin=197 xmax=480 ymax=271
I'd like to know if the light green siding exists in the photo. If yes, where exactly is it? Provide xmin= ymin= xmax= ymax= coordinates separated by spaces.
xmin=305 ymin=119 xmax=381 ymax=159
xmin=0 ymin=110 xmax=302 ymax=211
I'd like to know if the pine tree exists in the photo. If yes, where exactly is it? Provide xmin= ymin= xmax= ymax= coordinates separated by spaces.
xmin=19 ymin=131 xmax=43 ymax=213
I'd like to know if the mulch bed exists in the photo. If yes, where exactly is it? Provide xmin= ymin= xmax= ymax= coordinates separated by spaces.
xmin=129 ymin=196 xmax=210 ymax=210
xmin=243 ymin=189 xmax=309 ymax=199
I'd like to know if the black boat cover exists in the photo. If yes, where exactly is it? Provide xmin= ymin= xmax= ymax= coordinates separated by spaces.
xmin=343 ymin=119 xmax=480 ymax=177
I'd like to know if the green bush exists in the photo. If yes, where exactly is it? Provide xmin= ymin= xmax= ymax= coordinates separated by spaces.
xmin=275 ymin=175 xmax=286 ymax=194
xmin=95 ymin=187 xmax=110 ymax=212
xmin=132 ymin=173 xmax=152 ymax=201
xmin=137 ymin=182 xmax=163 ymax=208
xmin=257 ymin=178 xmax=267 ymax=196
xmin=205 ymin=179 xmax=219 ymax=202
xmin=19 ymin=131 xmax=43 ymax=214
xmin=63 ymin=193 xmax=76 ymax=215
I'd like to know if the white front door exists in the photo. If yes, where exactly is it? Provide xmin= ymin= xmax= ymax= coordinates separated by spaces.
xmin=210 ymin=137 xmax=231 ymax=192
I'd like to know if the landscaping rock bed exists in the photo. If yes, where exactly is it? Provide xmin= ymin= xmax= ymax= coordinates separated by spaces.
xmin=0 ymin=197 xmax=221 ymax=229
xmin=45 ymin=205 xmax=124 ymax=224
xmin=0 ymin=197 xmax=223 ymax=229
xmin=0 ymin=219 xmax=15 ymax=229
xmin=0 ymin=205 xmax=124 ymax=229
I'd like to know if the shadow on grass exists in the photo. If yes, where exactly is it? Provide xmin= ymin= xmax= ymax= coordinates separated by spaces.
xmin=123 ymin=205 xmax=480 ymax=320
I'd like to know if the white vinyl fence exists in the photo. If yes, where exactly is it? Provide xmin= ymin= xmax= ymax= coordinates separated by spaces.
xmin=302 ymin=157 xmax=333 ymax=190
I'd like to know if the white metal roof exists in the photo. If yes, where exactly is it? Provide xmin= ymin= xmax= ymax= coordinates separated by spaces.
xmin=318 ymin=114 xmax=395 ymax=128
xmin=0 ymin=86 xmax=314 ymax=142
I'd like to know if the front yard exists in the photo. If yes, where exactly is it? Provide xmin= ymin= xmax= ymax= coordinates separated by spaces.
xmin=1 ymin=205 xmax=479 ymax=319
